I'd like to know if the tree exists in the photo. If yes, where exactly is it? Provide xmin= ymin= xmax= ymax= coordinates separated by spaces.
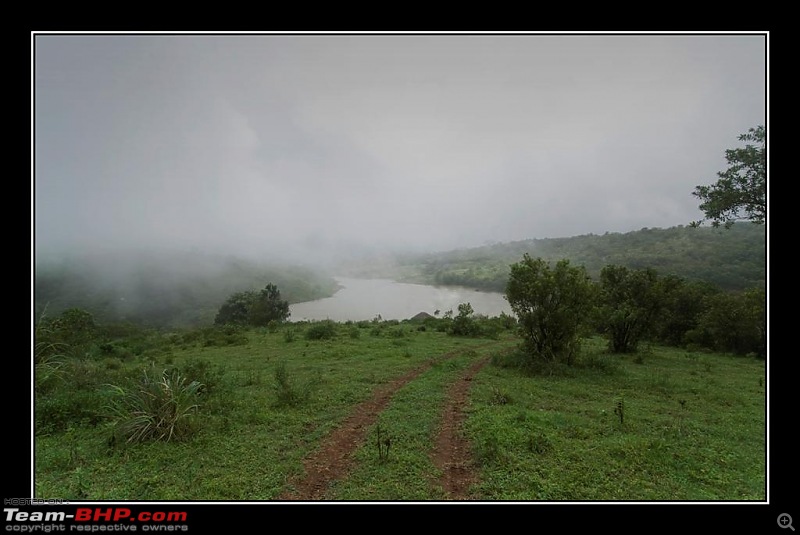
xmin=214 ymin=291 xmax=255 ymax=326
xmin=505 ymin=254 xmax=595 ymax=365
xmin=597 ymin=265 xmax=663 ymax=353
xmin=450 ymin=302 xmax=479 ymax=336
xmin=693 ymin=125 xmax=766 ymax=228
xmin=248 ymin=283 xmax=290 ymax=326
xmin=653 ymin=276 xmax=719 ymax=347
xmin=687 ymin=288 xmax=765 ymax=358
xmin=214 ymin=284 xmax=290 ymax=326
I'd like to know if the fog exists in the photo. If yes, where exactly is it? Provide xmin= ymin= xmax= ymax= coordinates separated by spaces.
xmin=33 ymin=33 xmax=767 ymax=265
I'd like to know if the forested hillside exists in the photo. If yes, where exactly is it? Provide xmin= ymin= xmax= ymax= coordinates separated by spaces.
xmin=391 ymin=224 xmax=766 ymax=292
xmin=33 ymin=224 xmax=766 ymax=328
xmin=34 ymin=251 xmax=339 ymax=327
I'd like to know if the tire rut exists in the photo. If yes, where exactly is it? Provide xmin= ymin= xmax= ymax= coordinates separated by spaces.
xmin=277 ymin=344 xmax=494 ymax=501
xmin=430 ymin=355 xmax=490 ymax=500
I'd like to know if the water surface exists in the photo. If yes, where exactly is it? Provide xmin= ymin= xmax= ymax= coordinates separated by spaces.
xmin=290 ymin=277 xmax=511 ymax=322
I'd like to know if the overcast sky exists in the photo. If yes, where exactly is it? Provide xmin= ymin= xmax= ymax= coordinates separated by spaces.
xmin=33 ymin=33 xmax=767 ymax=263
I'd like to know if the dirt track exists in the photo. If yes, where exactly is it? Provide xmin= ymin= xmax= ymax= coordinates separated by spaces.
xmin=277 ymin=347 xmax=493 ymax=501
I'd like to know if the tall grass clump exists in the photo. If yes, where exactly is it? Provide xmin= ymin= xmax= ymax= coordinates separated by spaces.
xmin=272 ymin=361 xmax=318 ymax=408
xmin=106 ymin=369 xmax=203 ymax=444
xmin=34 ymin=312 xmax=68 ymax=394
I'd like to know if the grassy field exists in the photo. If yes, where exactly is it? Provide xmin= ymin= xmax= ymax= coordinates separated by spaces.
xmin=34 ymin=322 xmax=766 ymax=501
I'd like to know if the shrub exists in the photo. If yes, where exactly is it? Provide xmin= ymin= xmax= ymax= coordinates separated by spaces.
xmin=506 ymin=255 xmax=595 ymax=365
xmin=449 ymin=303 xmax=481 ymax=337
xmin=305 ymin=320 xmax=337 ymax=341
xmin=106 ymin=369 xmax=203 ymax=444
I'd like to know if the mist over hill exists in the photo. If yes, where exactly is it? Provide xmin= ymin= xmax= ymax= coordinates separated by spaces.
xmin=33 ymin=223 xmax=765 ymax=328
xmin=355 ymin=223 xmax=767 ymax=293
xmin=34 ymin=249 xmax=339 ymax=327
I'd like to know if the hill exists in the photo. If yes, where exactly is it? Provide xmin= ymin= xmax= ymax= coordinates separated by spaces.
xmin=384 ymin=223 xmax=766 ymax=292
xmin=34 ymin=250 xmax=339 ymax=328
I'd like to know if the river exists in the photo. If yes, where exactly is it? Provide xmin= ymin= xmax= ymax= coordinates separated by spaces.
xmin=289 ymin=277 xmax=511 ymax=322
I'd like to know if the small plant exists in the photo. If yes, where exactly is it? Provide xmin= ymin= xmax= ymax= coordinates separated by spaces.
xmin=489 ymin=387 xmax=512 ymax=405
xmin=614 ymin=398 xmax=625 ymax=426
xmin=673 ymin=400 xmax=688 ymax=436
xmin=272 ymin=361 xmax=317 ymax=408
xmin=34 ymin=313 xmax=68 ymax=394
xmin=70 ymin=467 xmax=90 ymax=500
xmin=477 ymin=434 xmax=501 ymax=465
xmin=284 ymin=329 xmax=296 ymax=343
xmin=375 ymin=423 xmax=391 ymax=463
xmin=528 ymin=432 xmax=552 ymax=455
xmin=242 ymin=370 xmax=263 ymax=386
xmin=35 ymin=352 xmax=66 ymax=395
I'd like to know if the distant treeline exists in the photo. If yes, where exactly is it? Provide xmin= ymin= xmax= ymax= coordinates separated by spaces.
xmin=34 ymin=251 xmax=339 ymax=328
xmin=396 ymin=224 xmax=766 ymax=292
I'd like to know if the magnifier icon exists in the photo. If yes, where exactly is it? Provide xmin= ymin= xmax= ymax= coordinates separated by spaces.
xmin=779 ymin=514 xmax=795 ymax=531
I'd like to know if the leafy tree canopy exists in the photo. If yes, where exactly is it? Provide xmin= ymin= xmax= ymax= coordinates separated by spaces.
xmin=597 ymin=265 xmax=663 ymax=353
xmin=505 ymin=254 xmax=595 ymax=365
xmin=214 ymin=283 xmax=290 ymax=327
xmin=693 ymin=125 xmax=766 ymax=228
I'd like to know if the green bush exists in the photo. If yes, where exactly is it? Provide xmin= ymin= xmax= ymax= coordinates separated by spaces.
xmin=506 ymin=255 xmax=595 ymax=365
xmin=449 ymin=303 xmax=481 ymax=337
xmin=305 ymin=320 xmax=337 ymax=341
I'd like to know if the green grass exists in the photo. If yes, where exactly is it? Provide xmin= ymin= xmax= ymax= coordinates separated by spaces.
xmin=466 ymin=339 xmax=766 ymax=500
xmin=34 ymin=325 xmax=765 ymax=501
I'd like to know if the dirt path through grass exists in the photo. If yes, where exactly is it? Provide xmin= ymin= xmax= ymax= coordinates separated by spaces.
xmin=430 ymin=355 xmax=490 ymax=499
xmin=277 ymin=344 xmax=496 ymax=501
